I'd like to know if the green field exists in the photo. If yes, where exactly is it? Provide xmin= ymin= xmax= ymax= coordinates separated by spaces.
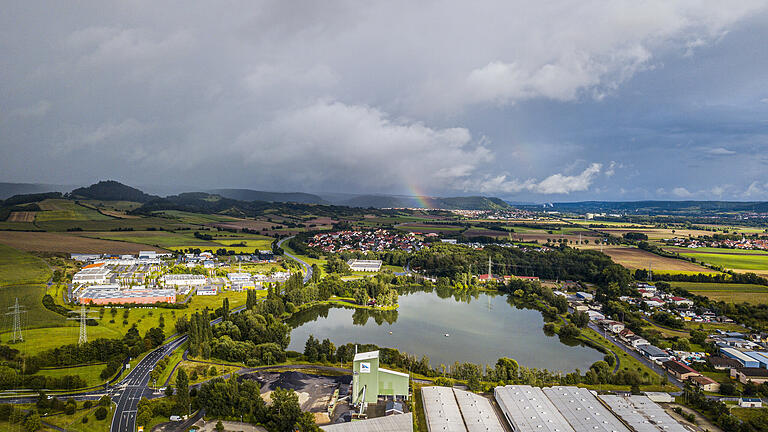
xmin=666 ymin=246 xmax=768 ymax=255
xmin=36 ymin=363 xmax=107 ymax=387
xmin=153 ymin=210 xmax=240 ymax=224
xmin=0 ymin=243 xmax=51 ymax=286
xmin=669 ymin=282 xmax=768 ymax=292
xmin=679 ymin=252 xmax=768 ymax=271
xmin=35 ymin=200 xmax=113 ymax=222
xmin=81 ymin=231 xmax=219 ymax=248
xmin=44 ymin=404 xmax=115 ymax=432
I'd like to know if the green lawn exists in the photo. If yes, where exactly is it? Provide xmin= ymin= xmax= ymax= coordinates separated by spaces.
xmin=36 ymin=363 xmax=107 ymax=387
xmin=43 ymin=404 xmax=114 ymax=432
xmin=0 ymin=243 xmax=51 ymax=286
xmin=580 ymin=327 xmax=662 ymax=383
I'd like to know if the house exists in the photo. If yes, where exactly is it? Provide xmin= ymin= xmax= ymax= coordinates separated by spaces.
xmin=637 ymin=289 xmax=654 ymax=298
xmin=644 ymin=298 xmax=666 ymax=308
xmin=628 ymin=336 xmax=650 ymax=349
xmin=739 ymin=397 xmax=763 ymax=408
xmin=662 ymin=360 xmax=700 ymax=380
xmin=690 ymin=375 xmax=720 ymax=393
xmin=731 ymin=368 xmax=768 ymax=385
xmin=573 ymin=304 xmax=589 ymax=312
xmin=618 ymin=328 xmax=635 ymax=342
xmin=669 ymin=297 xmax=694 ymax=307
xmin=576 ymin=292 xmax=594 ymax=301
xmin=599 ymin=320 xmax=625 ymax=333
xmin=708 ymin=356 xmax=742 ymax=370
xmin=586 ymin=310 xmax=605 ymax=321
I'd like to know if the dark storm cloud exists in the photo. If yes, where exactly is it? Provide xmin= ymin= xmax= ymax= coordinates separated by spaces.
xmin=1 ymin=1 xmax=767 ymax=200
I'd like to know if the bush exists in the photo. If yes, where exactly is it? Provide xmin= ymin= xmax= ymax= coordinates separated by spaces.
xmin=94 ymin=406 xmax=108 ymax=420
xmin=83 ymin=400 xmax=92 ymax=409
xmin=82 ymin=416 xmax=88 ymax=424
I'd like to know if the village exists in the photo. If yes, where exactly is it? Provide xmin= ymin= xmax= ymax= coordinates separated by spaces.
xmin=306 ymin=229 xmax=425 ymax=253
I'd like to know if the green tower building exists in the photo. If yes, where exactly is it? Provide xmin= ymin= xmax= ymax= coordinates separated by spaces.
xmin=352 ymin=350 xmax=410 ymax=405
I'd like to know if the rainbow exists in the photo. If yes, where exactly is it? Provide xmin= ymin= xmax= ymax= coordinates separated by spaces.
xmin=407 ymin=185 xmax=434 ymax=209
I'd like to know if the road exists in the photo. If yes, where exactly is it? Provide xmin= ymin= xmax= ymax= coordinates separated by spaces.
xmin=277 ymin=236 xmax=312 ymax=284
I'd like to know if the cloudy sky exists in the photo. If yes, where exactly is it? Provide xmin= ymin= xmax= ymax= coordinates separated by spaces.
xmin=2 ymin=1 xmax=768 ymax=202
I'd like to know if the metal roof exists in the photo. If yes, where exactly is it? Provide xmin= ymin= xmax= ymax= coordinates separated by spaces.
xmin=494 ymin=385 xmax=574 ymax=432
xmin=421 ymin=386 xmax=467 ymax=432
xmin=453 ymin=388 xmax=505 ymax=432
xmin=320 ymin=413 xmax=412 ymax=432
xmin=542 ymin=386 xmax=629 ymax=432
xmin=354 ymin=351 xmax=380 ymax=362
xmin=599 ymin=395 xmax=687 ymax=432
xmin=78 ymin=288 xmax=175 ymax=300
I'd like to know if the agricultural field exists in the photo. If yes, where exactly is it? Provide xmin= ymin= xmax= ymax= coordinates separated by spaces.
xmin=598 ymin=246 xmax=715 ymax=272
xmin=397 ymin=223 xmax=464 ymax=232
xmin=80 ymin=231 xmax=217 ymax=249
xmin=597 ymin=227 xmax=714 ymax=241
xmin=669 ymin=281 xmax=768 ymax=304
xmin=35 ymin=199 xmax=113 ymax=222
xmin=152 ymin=210 xmax=241 ymax=225
xmin=7 ymin=211 xmax=36 ymax=222
xmin=34 ymin=216 xmax=190 ymax=232
xmin=0 ymin=243 xmax=51 ymax=286
xmin=675 ymin=251 xmax=768 ymax=275
xmin=0 ymin=231 xmax=165 ymax=254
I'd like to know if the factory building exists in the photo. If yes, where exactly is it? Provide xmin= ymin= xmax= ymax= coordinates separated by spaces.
xmin=351 ymin=351 xmax=409 ymax=405
xmin=161 ymin=274 xmax=207 ymax=287
xmin=72 ymin=266 xmax=112 ymax=285
xmin=452 ymin=388 xmax=505 ymax=432
xmin=721 ymin=347 xmax=761 ymax=368
xmin=421 ymin=386 xmax=466 ymax=432
xmin=320 ymin=413 xmax=412 ymax=431
xmin=541 ymin=386 xmax=629 ymax=432
xmin=599 ymin=395 xmax=687 ymax=432
xmin=78 ymin=288 xmax=176 ymax=305
xmin=227 ymin=272 xmax=252 ymax=283
xmin=347 ymin=259 xmax=383 ymax=272
xmin=494 ymin=385 xmax=575 ymax=432
xmin=197 ymin=286 xmax=218 ymax=296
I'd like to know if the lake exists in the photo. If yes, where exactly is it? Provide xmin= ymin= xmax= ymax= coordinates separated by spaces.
xmin=287 ymin=290 xmax=603 ymax=372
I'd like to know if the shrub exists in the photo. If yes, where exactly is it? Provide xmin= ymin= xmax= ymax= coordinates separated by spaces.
xmin=94 ymin=406 xmax=108 ymax=420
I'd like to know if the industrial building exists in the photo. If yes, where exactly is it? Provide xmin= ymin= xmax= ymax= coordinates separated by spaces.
xmin=347 ymin=259 xmax=383 ymax=272
xmin=197 ymin=286 xmax=218 ymax=296
xmin=421 ymin=386 xmax=466 ymax=432
xmin=320 ymin=413 xmax=412 ymax=431
xmin=352 ymin=351 xmax=409 ymax=405
xmin=452 ymin=388 xmax=505 ymax=432
xmin=494 ymin=385 xmax=575 ymax=432
xmin=662 ymin=360 xmax=700 ymax=380
xmin=227 ymin=272 xmax=252 ymax=283
xmin=542 ymin=386 xmax=630 ymax=432
xmin=78 ymin=288 xmax=176 ymax=305
xmin=72 ymin=266 xmax=112 ymax=285
xmin=161 ymin=274 xmax=207 ymax=286
xmin=599 ymin=395 xmax=687 ymax=432
xmin=721 ymin=347 xmax=761 ymax=368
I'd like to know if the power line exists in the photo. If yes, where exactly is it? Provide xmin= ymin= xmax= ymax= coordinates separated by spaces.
xmin=5 ymin=298 xmax=26 ymax=343
xmin=68 ymin=305 xmax=98 ymax=345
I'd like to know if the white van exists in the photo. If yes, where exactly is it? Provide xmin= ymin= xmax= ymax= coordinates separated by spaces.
xmin=170 ymin=416 xmax=182 ymax=422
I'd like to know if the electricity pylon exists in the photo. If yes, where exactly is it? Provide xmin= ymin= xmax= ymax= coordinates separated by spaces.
xmin=6 ymin=298 xmax=26 ymax=343
xmin=68 ymin=305 xmax=98 ymax=345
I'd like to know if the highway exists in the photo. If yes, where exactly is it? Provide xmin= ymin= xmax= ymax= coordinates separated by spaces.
xmin=277 ymin=236 xmax=313 ymax=283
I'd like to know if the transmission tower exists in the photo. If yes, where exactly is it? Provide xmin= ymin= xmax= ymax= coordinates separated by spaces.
xmin=6 ymin=298 xmax=26 ymax=343
xmin=68 ymin=305 xmax=98 ymax=345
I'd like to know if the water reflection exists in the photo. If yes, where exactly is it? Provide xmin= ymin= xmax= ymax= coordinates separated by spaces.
xmin=286 ymin=289 xmax=603 ymax=371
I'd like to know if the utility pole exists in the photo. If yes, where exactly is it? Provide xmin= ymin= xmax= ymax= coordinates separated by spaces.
xmin=488 ymin=256 xmax=492 ymax=278
xmin=68 ymin=305 xmax=98 ymax=345
xmin=6 ymin=298 xmax=26 ymax=343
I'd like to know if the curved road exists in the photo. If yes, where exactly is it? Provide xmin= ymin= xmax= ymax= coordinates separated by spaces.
xmin=277 ymin=236 xmax=313 ymax=284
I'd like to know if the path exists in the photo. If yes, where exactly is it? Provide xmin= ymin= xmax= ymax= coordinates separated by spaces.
xmin=277 ymin=236 xmax=312 ymax=284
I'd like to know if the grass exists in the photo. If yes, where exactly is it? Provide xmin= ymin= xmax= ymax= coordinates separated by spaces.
xmin=80 ymin=231 xmax=218 ymax=248
xmin=678 ymin=252 xmax=768 ymax=271
xmin=731 ymin=407 xmax=768 ymax=423
xmin=0 ymin=231 xmax=166 ymax=254
xmin=153 ymin=210 xmax=239 ymax=224
xmin=669 ymin=282 xmax=768 ymax=291
xmin=35 ymin=363 xmax=107 ymax=387
xmin=281 ymin=242 xmax=327 ymax=276
xmin=691 ymin=291 xmax=768 ymax=304
xmin=599 ymin=246 xmax=714 ymax=272
xmin=35 ymin=199 xmax=113 ymax=222
xmin=665 ymin=246 xmax=768 ymax=255
xmin=0 ymin=243 xmax=51 ymax=286
xmin=580 ymin=327 xmax=661 ymax=382
xmin=43 ymin=404 xmax=114 ymax=432
xmin=152 ymin=345 xmax=186 ymax=387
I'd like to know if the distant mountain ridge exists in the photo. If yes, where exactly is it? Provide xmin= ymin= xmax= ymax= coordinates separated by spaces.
xmin=211 ymin=188 xmax=327 ymax=204
xmin=338 ymin=194 xmax=512 ymax=210
xmin=68 ymin=180 xmax=157 ymax=203
xmin=0 ymin=182 xmax=76 ymax=200
xmin=532 ymin=200 xmax=768 ymax=214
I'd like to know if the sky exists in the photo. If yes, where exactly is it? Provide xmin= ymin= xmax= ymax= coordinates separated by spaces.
xmin=2 ymin=1 xmax=768 ymax=202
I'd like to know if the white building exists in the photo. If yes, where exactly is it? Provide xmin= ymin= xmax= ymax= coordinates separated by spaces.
xmin=161 ymin=274 xmax=207 ymax=286
xmin=347 ymin=259 xmax=383 ymax=272
xmin=197 ymin=287 xmax=218 ymax=296
xmin=227 ymin=272 xmax=252 ymax=284
xmin=72 ymin=267 xmax=112 ymax=285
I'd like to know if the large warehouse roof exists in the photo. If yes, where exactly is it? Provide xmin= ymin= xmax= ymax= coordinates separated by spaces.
xmin=542 ymin=386 xmax=630 ymax=432
xmin=494 ymin=385 xmax=574 ymax=432
xmin=79 ymin=288 xmax=176 ymax=300
xmin=320 ymin=413 xmax=412 ymax=432
xmin=599 ymin=395 xmax=687 ymax=432
xmin=421 ymin=386 xmax=466 ymax=432
xmin=453 ymin=388 xmax=505 ymax=432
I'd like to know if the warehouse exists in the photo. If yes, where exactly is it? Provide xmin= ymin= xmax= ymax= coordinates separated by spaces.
xmin=161 ymin=274 xmax=207 ymax=286
xmin=638 ymin=345 xmax=671 ymax=363
xmin=599 ymin=395 xmax=687 ymax=432
xmin=421 ymin=386 xmax=466 ymax=432
xmin=662 ymin=360 xmax=700 ymax=380
xmin=78 ymin=288 xmax=176 ymax=305
xmin=352 ymin=351 xmax=409 ymax=406
xmin=494 ymin=385 xmax=575 ymax=432
xmin=347 ymin=259 xmax=383 ymax=272
xmin=453 ymin=388 xmax=505 ymax=432
xmin=745 ymin=351 xmax=768 ymax=368
xmin=721 ymin=347 xmax=761 ymax=368
xmin=72 ymin=266 xmax=112 ymax=285
xmin=542 ymin=386 xmax=629 ymax=432
xmin=227 ymin=272 xmax=252 ymax=283
xmin=197 ymin=286 xmax=218 ymax=296
xmin=320 ymin=413 xmax=412 ymax=431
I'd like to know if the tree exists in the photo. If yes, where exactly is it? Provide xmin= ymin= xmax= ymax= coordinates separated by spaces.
xmin=24 ymin=412 xmax=41 ymax=432
xmin=571 ymin=311 xmax=589 ymax=328
xmin=94 ymin=406 xmax=108 ymax=420
xmin=267 ymin=387 xmax=304 ymax=431
xmin=99 ymin=395 xmax=111 ymax=407
xmin=215 ymin=420 xmax=225 ymax=432
xmin=176 ymin=367 xmax=190 ymax=415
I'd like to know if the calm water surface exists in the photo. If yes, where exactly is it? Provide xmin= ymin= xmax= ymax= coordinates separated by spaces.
xmin=287 ymin=290 xmax=602 ymax=372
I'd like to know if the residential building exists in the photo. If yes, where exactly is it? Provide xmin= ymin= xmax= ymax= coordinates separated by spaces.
xmin=690 ymin=375 xmax=720 ymax=392
xmin=662 ymin=360 xmax=700 ymax=380
xmin=739 ymin=398 xmax=763 ymax=408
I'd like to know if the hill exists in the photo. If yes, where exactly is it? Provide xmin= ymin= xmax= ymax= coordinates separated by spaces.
xmin=68 ymin=180 xmax=156 ymax=203
xmin=0 ymin=182 xmax=74 ymax=200
xmin=340 ymin=194 xmax=513 ymax=210
xmin=210 ymin=188 xmax=327 ymax=204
